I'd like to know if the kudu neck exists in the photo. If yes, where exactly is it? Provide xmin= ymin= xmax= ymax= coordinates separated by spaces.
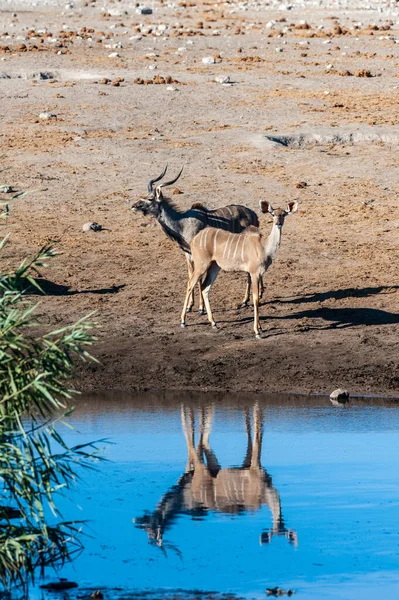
xmin=264 ymin=222 xmax=283 ymax=263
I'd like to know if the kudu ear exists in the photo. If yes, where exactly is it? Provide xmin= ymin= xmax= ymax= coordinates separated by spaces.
xmin=259 ymin=200 xmax=274 ymax=214
xmin=286 ymin=200 xmax=298 ymax=214
xmin=155 ymin=186 xmax=163 ymax=201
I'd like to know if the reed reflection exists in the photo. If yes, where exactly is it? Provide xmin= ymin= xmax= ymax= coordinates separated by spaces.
xmin=134 ymin=403 xmax=297 ymax=550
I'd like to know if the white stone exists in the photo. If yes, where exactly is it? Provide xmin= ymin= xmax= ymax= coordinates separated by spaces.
xmin=202 ymin=56 xmax=216 ymax=64
xmin=275 ymin=47 xmax=283 ymax=52
xmin=39 ymin=112 xmax=57 ymax=120
xmin=108 ymin=9 xmax=128 ymax=16
xmin=330 ymin=388 xmax=350 ymax=401
xmin=108 ymin=52 xmax=120 ymax=58
xmin=166 ymin=86 xmax=178 ymax=91
xmin=215 ymin=75 xmax=231 ymax=84
xmin=65 ymin=3 xmax=74 ymax=9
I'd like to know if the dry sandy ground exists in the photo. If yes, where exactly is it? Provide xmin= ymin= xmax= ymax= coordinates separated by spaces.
xmin=1 ymin=0 xmax=399 ymax=396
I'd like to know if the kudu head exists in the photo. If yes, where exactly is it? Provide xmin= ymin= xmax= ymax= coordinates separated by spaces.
xmin=259 ymin=200 xmax=299 ymax=230
xmin=131 ymin=165 xmax=183 ymax=218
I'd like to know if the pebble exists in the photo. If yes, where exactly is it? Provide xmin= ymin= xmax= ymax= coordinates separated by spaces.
xmin=39 ymin=112 xmax=57 ymax=120
xmin=276 ymin=47 xmax=283 ymax=52
xmin=65 ymin=3 xmax=74 ymax=9
xmin=202 ymin=56 xmax=216 ymax=64
xmin=82 ymin=222 xmax=103 ymax=233
xmin=330 ymin=388 xmax=350 ymax=401
xmin=108 ymin=9 xmax=128 ymax=16
xmin=166 ymin=86 xmax=178 ymax=91
xmin=215 ymin=75 xmax=231 ymax=84
xmin=108 ymin=52 xmax=120 ymax=58
xmin=136 ymin=7 xmax=152 ymax=15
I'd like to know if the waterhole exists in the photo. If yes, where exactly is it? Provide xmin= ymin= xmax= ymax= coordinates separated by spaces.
xmin=29 ymin=391 xmax=399 ymax=600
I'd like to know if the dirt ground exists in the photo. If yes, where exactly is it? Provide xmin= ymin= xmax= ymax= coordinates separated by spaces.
xmin=1 ymin=0 xmax=399 ymax=396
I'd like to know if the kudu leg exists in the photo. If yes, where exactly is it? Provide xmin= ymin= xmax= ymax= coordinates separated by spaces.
xmin=201 ymin=262 xmax=220 ymax=329
xmin=241 ymin=407 xmax=253 ymax=469
xmin=181 ymin=405 xmax=197 ymax=470
xmin=251 ymin=274 xmax=262 ymax=339
xmin=185 ymin=255 xmax=204 ymax=314
xmin=181 ymin=268 xmax=207 ymax=327
xmin=250 ymin=403 xmax=263 ymax=469
xmin=239 ymin=274 xmax=264 ymax=308
xmin=259 ymin=275 xmax=264 ymax=299
xmin=239 ymin=274 xmax=251 ymax=309
xmin=201 ymin=405 xmax=221 ymax=477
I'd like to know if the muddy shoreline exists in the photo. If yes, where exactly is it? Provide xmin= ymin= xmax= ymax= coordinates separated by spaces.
xmin=2 ymin=0 xmax=399 ymax=399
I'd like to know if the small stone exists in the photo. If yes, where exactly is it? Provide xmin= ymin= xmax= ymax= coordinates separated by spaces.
xmin=215 ymin=75 xmax=231 ymax=84
xmin=65 ymin=3 xmax=75 ymax=9
xmin=330 ymin=388 xmax=350 ymax=402
xmin=295 ymin=181 xmax=307 ymax=189
xmin=136 ymin=6 xmax=152 ymax=15
xmin=82 ymin=222 xmax=102 ymax=232
xmin=0 ymin=72 xmax=11 ymax=79
xmin=39 ymin=112 xmax=57 ymax=120
xmin=166 ymin=85 xmax=178 ymax=91
xmin=108 ymin=52 xmax=120 ymax=58
xmin=275 ymin=47 xmax=283 ymax=52
xmin=202 ymin=56 xmax=216 ymax=64
xmin=108 ymin=9 xmax=128 ymax=16
xmin=99 ymin=78 xmax=110 ymax=85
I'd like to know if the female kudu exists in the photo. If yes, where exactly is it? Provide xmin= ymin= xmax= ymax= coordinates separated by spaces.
xmin=181 ymin=200 xmax=298 ymax=338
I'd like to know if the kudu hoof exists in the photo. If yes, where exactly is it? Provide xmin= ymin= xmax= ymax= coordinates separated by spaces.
xmin=181 ymin=323 xmax=186 ymax=328
xmin=212 ymin=324 xmax=218 ymax=330
xmin=255 ymin=333 xmax=262 ymax=340
xmin=186 ymin=307 xmax=193 ymax=314
xmin=238 ymin=301 xmax=248 ymax=309
xmin=198 ymin=309 xmax=205 ymax=316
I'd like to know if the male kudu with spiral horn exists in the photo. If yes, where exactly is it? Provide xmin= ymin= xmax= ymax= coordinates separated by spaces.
xmin=131 ymin=166 xmax=262 ymax=312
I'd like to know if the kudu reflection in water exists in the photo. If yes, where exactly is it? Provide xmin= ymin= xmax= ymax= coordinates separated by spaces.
xmin=134 ymin=404 xmax=297 ymax=550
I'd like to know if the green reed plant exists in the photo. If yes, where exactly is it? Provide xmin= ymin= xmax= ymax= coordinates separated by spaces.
xmin=0 ymin=238 xmax=100 ymax=593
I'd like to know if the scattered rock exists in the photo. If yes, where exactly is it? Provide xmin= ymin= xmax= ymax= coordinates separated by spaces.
xmin=108 ymin=52 xmax=120 ymax=58
xmin=215 ymin=75 xmax=231 ymax=84
xmin=99 ymin=78 xmax=111 ymax=85
xmin=39 ymin=112 xmax=57 ymax=120
xmin=108 ymin=9 xmax=128 ymax=16
xmin=295 ymin=181 xmax=307 ymax=188
xmin=64 ymin=3 xmax=75 ymax=9
xmin=166 ymin=85 xmax=178 ymax=91
xmin=355 ymin=69 xmax=373 ymax=77
xmin=0 ymin=72 xmax=11 ymax=79
xmin=32 ymin=71 xmax=57 ymax=80
xmin=136 ymin=6 xmax=152 ymax=15
xmin=111 ymin=77 xmax=124 ymax=86
xmin=330 ymin=388 xmax=350 ymax=403
xmin=82 ymin=222 xmax=103 ymax=232
xmin=202 ymin=56 xmax=216 ymax=65
xmin=0 ymin=185 xmax=13 ymax=193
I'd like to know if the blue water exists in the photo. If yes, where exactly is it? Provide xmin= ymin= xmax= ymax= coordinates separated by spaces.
xmin=32 ymin=393 xmax=399 ymax=599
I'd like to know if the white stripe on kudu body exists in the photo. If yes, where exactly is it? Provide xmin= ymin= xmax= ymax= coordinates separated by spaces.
xmin=181 ymin=200 xmax=298 ymax=338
